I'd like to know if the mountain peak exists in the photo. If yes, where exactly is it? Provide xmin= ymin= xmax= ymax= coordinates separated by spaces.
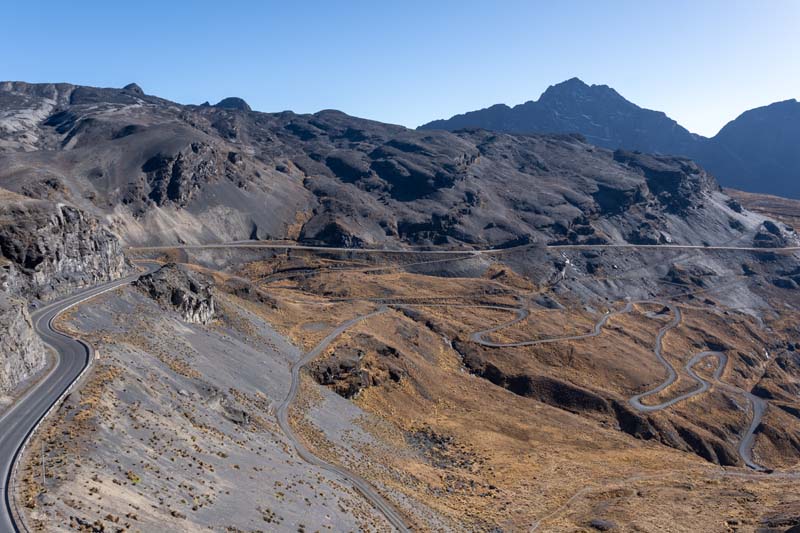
xmin=539 ymin=77 xmax=622 ymax=103
xmin=419 ymin=77 xmax=692 ymax=155
xmin=551 ymin=76 xmax=589 ymax=89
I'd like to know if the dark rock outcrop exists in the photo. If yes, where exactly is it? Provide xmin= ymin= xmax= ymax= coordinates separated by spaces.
xmin=613 ymin=150 xmax=716 ymax=215
xmin=309 ymin=333 xmax=405 ymax=398
xmin=755 ymin=222 xmax=789 ymax=248
xmin=0 ymin=191 xmax=127 ymax=300
xmin=214 ymin=97 xmax=251 ymax=112
xmin=589 ymin=519 xmax=617 ymax=531
xmin=134 ymin=263 xmax=215 ymax=324
xmin=138 ymin=143 xmax=219 ymax=209
xmin=122 ymin=83 xmax=144 ymax=95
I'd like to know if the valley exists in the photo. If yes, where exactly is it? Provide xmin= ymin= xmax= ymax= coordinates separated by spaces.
xmin=0 ymin=80 xmax=799 ymax=532
xmin=9 ymin=234 xmax=799 ymax=531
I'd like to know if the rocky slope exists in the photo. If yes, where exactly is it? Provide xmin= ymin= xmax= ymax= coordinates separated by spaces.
xmin=134 ymin=263 xmax=215 ymax=324
xmin=0 ymin=81 xmax=785 ymax=252
xmin=420 ymin=78 xmax=800 ymax=199
xmin=0 ymin=293 xmax=45 ymax=396
xmin=0 ymin=188 xmax=127 ymax=300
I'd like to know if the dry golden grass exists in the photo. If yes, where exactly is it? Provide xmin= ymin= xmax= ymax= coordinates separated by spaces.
xmin=208 ymin=253 xmax=800 ymax=530
xmin=40 ymin=251 xmax=798 ymax=530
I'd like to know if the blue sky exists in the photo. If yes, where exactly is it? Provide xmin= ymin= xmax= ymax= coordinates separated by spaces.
xmin=3 ymin=0 xmax=798 ymax=136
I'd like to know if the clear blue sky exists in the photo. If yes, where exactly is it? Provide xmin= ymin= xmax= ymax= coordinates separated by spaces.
xmin=4 ymin=0 xmax=798 ymax=136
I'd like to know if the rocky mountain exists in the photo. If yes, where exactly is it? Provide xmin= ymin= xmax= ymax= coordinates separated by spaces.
xmin=3 ymin=81 xmax=800 ymax=532
xmin=419 ymin=78 xmax=800 ymax=199
xmin=701 ymin=99 xmax=800 ymax=196
xmin=0 ymin=81 xmax=785 ymax=253
xmin=421 ymin=78 xmax=701 ymax=156
xmin=0 ymin=188 xmax=127 ymax=300
xmin=0 ymin=293 xmax=45 ymax=396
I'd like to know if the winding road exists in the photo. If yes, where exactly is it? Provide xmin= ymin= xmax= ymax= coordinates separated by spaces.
xmin=470 ymin=297 xmax=769 ymax=470
xmin=4 ymin=239 xmax=795 ymax=531
xmin=188 ymin=239 xmax=777 ymax=473
xmin=1 ymin=264 xmax=411 ymax=532
xmin=275 ymin=306 xmax=412 ymax=532
xmin=0 ymin=265 xmax=158 ymax=533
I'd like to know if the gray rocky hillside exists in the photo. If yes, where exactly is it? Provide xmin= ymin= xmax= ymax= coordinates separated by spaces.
xmin=0 ymin=82 xmax=792 ymax=251
xmin=0 ymin=188 xmax=127 ymax=301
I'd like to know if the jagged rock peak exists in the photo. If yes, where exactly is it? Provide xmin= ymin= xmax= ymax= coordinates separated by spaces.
xmin=214 ymin=97 xmax=252 ymax=111
xmin=539 ymin=77 xmax=623 ymax=102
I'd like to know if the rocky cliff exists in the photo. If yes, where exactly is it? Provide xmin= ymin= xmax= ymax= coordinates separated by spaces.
xmin=0 ymin=293 xmax=45 ymax=396
xmin=134 ymin=263 xmax=215 ymax=324
xmin=0 ymin=189 xmax=127 ymax=300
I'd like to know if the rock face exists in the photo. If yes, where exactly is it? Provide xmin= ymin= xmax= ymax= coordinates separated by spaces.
xmin=122 ymin=83 xmax=144 ymax=95
xmin=419 ymin=78 xmax=800 ymax=199
xmin=310 ymin=333 xmax=406 ymax=398
xmin=137 ymin=142 xmax=219 ymax=210
xmin=0 ymin=190 xmax=127 ymax=300
xmin=0 ymin=293 xmax=45 ymax=395
xmin=134 ymin=264 xmax=215 ymax=324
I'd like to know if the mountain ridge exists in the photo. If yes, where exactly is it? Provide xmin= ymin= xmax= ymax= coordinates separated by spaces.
xmin=0 ymin=79 xmax=780 ymax=255
xmin=419 ymin=78 xmax=800 ymax=198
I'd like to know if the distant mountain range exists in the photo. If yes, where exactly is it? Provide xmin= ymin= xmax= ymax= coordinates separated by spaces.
xmin=419 ymin=78 xmax=800 ymax=199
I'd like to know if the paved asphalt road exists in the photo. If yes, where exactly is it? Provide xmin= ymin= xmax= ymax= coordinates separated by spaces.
xmin=0 ymin=266 xmax=156 ymax=533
